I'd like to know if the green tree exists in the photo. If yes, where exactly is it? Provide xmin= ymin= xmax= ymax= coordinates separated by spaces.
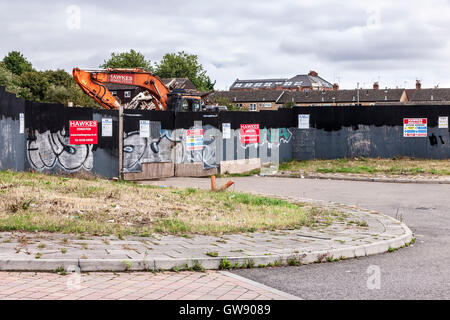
xmin=282 ymin=101 xmax=296 ymax=108
xmin=0 ymin=62 xmax=32 ymax=99
xmin=43 ymin=69 xmax=73 ymax=87
xmin=100 ymin=49 xmax=153 ymax=71
xmin=19 ymin=71 xmax=49 ymax=102
xmin=2 ymin=51 xmax=33 ymax=76
xmin=154 ymin=51 xmax=215 ymax=91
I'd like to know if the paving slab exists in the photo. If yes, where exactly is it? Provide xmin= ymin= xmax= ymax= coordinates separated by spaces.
xmin=0 ymin=190 xmax=413 ymax=272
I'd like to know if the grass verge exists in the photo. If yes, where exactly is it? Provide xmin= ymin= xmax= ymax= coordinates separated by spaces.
xmin=279 ymin=157 xmax=450 ymax=176
xmin=0 ymin=170 xmax=340 ymax=237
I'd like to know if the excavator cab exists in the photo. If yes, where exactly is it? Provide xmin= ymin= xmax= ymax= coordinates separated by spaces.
xmin=167 ymin=90 xmax=203 ymax=112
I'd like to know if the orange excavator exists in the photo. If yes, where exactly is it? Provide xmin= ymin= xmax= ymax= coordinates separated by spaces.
xmin=72 ymin=68 xmax=203 ymax=112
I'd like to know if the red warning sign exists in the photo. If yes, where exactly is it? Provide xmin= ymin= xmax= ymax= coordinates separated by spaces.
xmin=240 ymin=124 xmax=260 ymax=144
xmin=69 ymin=120 xmax=98 ymax=145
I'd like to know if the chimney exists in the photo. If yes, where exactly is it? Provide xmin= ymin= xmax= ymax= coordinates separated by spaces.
xmin=373 ymin=82 xmax=379 ymax=90
xmin=416 ymin=80 xmax=421 ymax=90
xmin=333 ymin=83 xmax=339 ymax=91
xmin=308 ymin=70 xmax=318 ymax=77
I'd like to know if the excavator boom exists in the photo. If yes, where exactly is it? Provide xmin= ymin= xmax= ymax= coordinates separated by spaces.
xmin=73 ymin=68 xmax=172 ymax=110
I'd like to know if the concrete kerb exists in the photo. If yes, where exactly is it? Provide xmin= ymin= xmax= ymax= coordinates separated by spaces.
xmin=274 ymin=172 xmax=450 ymax=184
xmin=0 ymin=201 xmax=414 ymax=273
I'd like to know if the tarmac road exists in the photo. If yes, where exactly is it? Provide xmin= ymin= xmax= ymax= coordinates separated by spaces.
xmin=158 ymin=176 xmax=450 ymax=299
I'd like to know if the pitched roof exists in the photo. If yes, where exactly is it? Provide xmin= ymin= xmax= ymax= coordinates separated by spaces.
xmin=405 ymin=88 xmax=450 ymax=102
xmin=161 ymin=78 xmax=197 ymax=90
xmin=280 ymin=88 xmax=405 ymax=104
xmin=207 ymin=89 xmax=404 ymax=104
xmin=229 ymin=74 xmax=333 ymax=90
xmin=207 ymin=90 xmax=285 ymax=103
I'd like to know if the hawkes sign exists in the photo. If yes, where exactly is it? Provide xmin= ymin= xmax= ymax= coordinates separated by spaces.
xmin=69 ymin=120 xmax=98 ymax=144
xmin=107 ymin=74 xmax=134 ymax=85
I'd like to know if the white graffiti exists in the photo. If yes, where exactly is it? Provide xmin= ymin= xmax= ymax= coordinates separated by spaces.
xmin=123 ymin=130 xmax=178 ymax=172
xmin=123 ymin=124 xmax=219 ymax=172
xmin=27 ymin=129 xmax=93 ymax=172
xmin=240 ymin=128 xmax=292 ymax=149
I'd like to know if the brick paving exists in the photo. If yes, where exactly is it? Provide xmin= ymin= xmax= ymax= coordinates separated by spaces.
xmin=0 ymin=271 xmax=297 ymax=300
xmin=0 ymin=194 xmax=411 ymax=272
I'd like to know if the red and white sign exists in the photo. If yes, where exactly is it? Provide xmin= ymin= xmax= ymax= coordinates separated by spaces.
xmin=240 ymin=124 xmax=260 ymax=144
xmin=403 ymin=118 xmax=427 ymax=137
xmin=107 ymin=74 xmax=134 ymax=85
xmin=69 ymin=120 xmax=98 ymax=145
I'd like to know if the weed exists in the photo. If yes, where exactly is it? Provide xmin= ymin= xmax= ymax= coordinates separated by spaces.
xmin=242 ymin=259 xmax=255 ymax=269
xmin=191 ymin=261 xmax=205 ymax=272
xmin=219 ymin=257 xmax=232 ymax=270
xmin=35 ymin=252 xmax=42 ymax=259
xmin=60 ymin=248 xmax=67 ymax=254
xmin=205 ymin=251 xmax=219 ymax=257
xmin=316 ymin=253 xmax=328 ymax=263
xmin=123 ymin=260 xmax=132 ymax=271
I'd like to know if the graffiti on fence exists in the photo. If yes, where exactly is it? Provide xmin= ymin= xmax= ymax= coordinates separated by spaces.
xmin=123 ymin=129 xmax=180 ymax=172
xmin=27 ymin=129 xmax=94 ymax=172
xmin=240 ymin=128 xmax=292 ymax=149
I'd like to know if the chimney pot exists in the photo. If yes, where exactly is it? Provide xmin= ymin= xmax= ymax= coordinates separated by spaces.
xmin=416 ymin=80 xmax=421 ymax=90
xmin=308 ymin=70 xmax=318 ymax=77
xmin=373 ymin=82 xmax=379 ymax=90
xmin=333 ymin=83 xmax=339 ymax=91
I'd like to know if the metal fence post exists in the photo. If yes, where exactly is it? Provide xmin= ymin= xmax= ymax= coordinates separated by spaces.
xmin=118 ymin=105 xmax=124 ymax=180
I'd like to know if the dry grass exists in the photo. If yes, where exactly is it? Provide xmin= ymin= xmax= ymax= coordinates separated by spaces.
xmin=0 ymin=170 xmax=339 ymax=237
xmin=279 ymin=157 xmax=450 ymax=176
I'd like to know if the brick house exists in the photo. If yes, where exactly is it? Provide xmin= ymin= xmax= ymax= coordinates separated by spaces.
xmin=207 ymin=82 xmax=406 ymax=111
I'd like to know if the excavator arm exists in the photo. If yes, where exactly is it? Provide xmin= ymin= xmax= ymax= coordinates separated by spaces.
xmin=72 ymin=68 xmax=172 ymax=110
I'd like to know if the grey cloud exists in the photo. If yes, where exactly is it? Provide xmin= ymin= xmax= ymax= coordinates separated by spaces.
xmin=1 ymin=0 xmax=450 ymax=89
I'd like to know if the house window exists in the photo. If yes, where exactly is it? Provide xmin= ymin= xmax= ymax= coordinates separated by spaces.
xmin=249 ymin=103 xmax=257 ymax=111
xmin=264 ymin=103 xmax=271 ymax=108
xmin=111 ymin=91 xmax=117 ymax=96
xmin=124 ymin=91 xmax=131 ymax=98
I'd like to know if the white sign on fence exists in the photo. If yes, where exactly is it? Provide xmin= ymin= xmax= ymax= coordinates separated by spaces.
xmin=139 ymin=120 xmax=150 ymax=138
xmin=439 ymin=116 xmax=448 ymax=129
xmin=298 ymin=114 xmax=310 ymax=129
xmin=222 ymin=123 xmax=231 ymax=139
xmin=102 ymin=118 xmax=113 ymax=137
xmin=19 ymin=113 xmax=24 ymax=134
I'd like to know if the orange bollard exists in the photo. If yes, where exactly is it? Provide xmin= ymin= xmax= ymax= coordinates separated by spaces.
xmin=216 ymin=180 xmax=234 ymax=192
xmin=210 ymin=175 xmax=217 ymax=191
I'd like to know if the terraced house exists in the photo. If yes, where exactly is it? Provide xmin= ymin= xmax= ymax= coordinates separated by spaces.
xmin=207 ymin=80 xmax=450 ymax=111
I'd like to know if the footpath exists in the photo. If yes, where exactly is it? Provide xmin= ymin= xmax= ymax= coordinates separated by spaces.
xmin=0 ymin=183 xmax=413 ymax=272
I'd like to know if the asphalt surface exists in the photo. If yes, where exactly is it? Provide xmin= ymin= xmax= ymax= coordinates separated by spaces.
xmin=157 ymin=176 xmax=450 ymax=299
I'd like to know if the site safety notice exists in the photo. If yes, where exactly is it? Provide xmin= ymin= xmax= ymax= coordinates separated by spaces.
xmin=69 ymin=120 xmax=98 ymax=144
xmin=403 ymin=118 xmax=427 ymax=137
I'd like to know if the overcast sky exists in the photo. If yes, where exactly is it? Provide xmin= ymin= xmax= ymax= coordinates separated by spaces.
xmin=1 ymin=0 xmax=450 ymax=90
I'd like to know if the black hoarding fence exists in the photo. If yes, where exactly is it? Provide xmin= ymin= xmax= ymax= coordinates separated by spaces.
xmin=1 ymin=85 xmax=450 ymax=180
xmin=291 ymin=106 xmax=450 ymax=160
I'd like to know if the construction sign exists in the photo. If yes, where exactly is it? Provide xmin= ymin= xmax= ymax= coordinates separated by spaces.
xmin=403 ymin=118 xmax=427 ymax=137
xmin=186 ymin=129 xmax=204 ymax=151
xmin=107 ymin=74 xmax=134 ymax=85
xmin=69 ymin=120 xmax=98 ymax=144
xmin=240 ymin=124 xmax=260 ymax=144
